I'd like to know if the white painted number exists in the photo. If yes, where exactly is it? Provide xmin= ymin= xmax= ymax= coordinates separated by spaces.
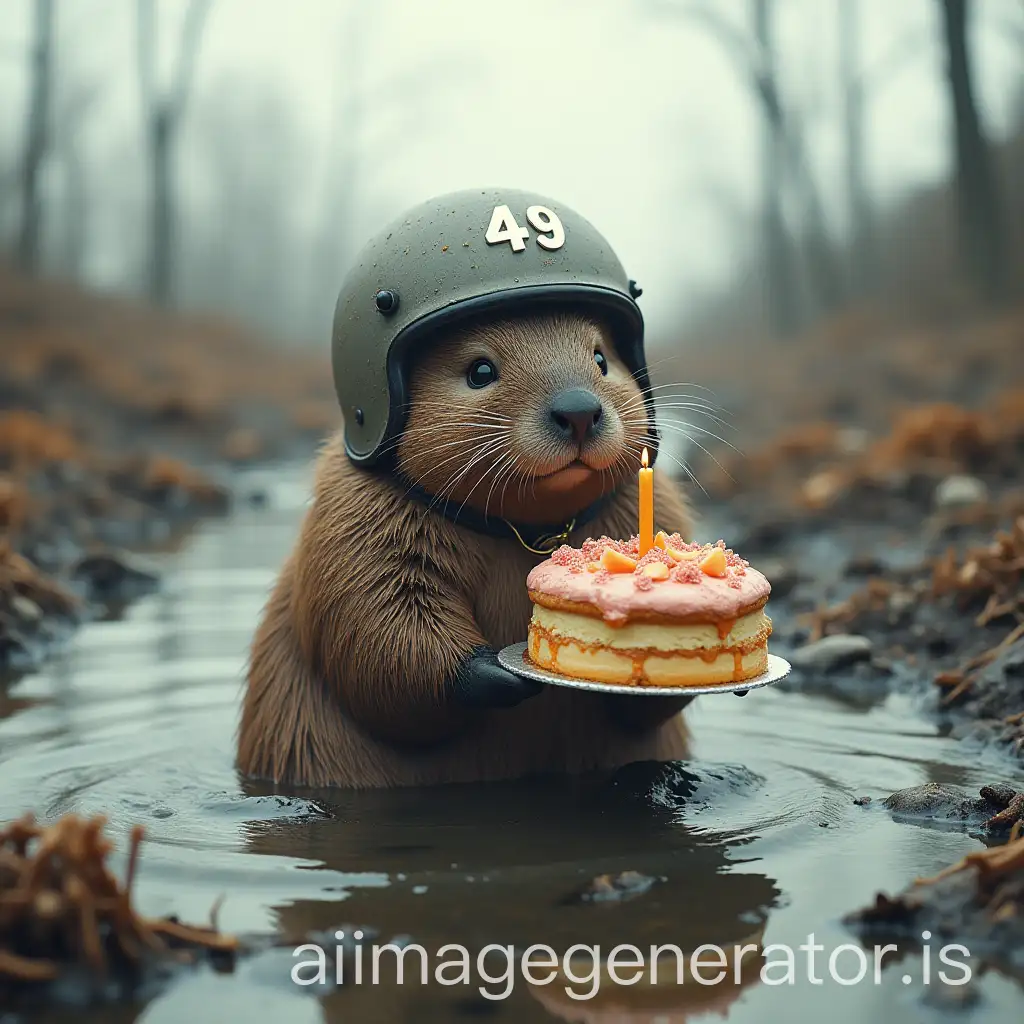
xmin=485 ymin=204 xmax=530 ymax=252
xmin=484 ymin=204 xmax=565 ymax=252
xmin=527 ymin=205 xmax=565 ymax=250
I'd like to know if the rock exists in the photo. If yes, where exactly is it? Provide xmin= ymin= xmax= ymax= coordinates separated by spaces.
xmin=921 ymin=979 xmax=981 ymax=1011
xmin=570 ymin=870 xmax=658 ymax=904
xmin=844 ymin=554 xmax=884 ymax=577
xmin=10 ymin=594 xmax=42 ymax=624
xmin=791 ymin=634 xmax=873 ymax=673
xmin=882 ymin=782 xmax=1021 ymax=826
xmin=221 ymin=428 xmax=264 ymax=464
xmin=836 ymin=427 xmax=869 ymax=454
xmin=978 ymin=784 xmax=1018 ymax=808
xmin=0 ymin=630 xmax=33 ymax=671
xmin=70 ymin=551 xmax=159 ymax=603
xmin=933 ymin=474 xmax=988 ymax=509
xmin=756 ymin=558 xmax=800 ymax=597
xmin=843 ymin=840 xmax=1024 ymax=977
xmin=959 ymin=636 xmax=1024 ymax=724
xmin=853 ymin=796 xmax=872 ymax=806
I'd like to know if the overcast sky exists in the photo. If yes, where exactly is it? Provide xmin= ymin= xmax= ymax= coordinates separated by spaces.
xmin=1 ymin=0 xmax=1022 ymax=341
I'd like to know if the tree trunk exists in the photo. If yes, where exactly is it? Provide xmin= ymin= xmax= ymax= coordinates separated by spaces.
xmin=58 ymin=139 xmax=87 ymax=275
xmin=938 ymin=0 xmax=1007 ymax=304
xmin=839 ymin=0 xmax=874 ymax=294
xmin=136 ymin=0 xmax=210 ymax=306
xmin=148 ymin=109 xmax=175 ymax=305
xmin=17 ymin=0 xmax=55 ymax=273
xmin=752 ymin=0 xmax=801 ymax=336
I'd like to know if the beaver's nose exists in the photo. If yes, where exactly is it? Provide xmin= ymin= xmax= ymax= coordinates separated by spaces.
xmin=549 ymin=389 xmax=604 ymax=444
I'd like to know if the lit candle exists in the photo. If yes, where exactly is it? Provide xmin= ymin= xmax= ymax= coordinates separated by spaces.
xmin=639 ymin=447 xmax=653 ymax=556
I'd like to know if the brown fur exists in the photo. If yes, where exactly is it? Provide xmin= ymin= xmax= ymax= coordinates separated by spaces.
xmin=237 ymin=313 xmax=694 ymax=789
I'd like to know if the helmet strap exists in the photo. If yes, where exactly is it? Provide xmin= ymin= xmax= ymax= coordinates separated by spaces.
xmin=399 ymin=478 xmax=616 ymax=557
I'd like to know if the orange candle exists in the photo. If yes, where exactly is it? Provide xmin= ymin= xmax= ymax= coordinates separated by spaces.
xmin=639 ymin=447 xmax=653 ymax=556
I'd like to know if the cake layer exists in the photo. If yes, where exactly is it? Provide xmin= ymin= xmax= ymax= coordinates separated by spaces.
xmin=526 ymin=551 xmax=770 ymax=625
xmin=530 ymin=604 xmax=771 ymax=651
xmin=528 ymin=625 xmax=768 ymax=686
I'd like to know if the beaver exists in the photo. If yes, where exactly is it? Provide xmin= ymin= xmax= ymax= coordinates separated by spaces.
xmin=237 ymin=310 xmax=694 ymax=789
xmin=236 ymin=187 xmax=698 ymax=789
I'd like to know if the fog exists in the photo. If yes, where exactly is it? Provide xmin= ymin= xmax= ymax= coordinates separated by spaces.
xmin=1 ymin=0 xmax=1022 ymax=346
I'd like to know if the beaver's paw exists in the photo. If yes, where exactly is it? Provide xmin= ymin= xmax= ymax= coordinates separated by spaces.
xmin=452 ymin=646 xmax=543 ymax=710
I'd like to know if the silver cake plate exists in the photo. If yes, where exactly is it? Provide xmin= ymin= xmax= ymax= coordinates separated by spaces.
xmin=497 ymin=643 xmax=791 ymax=698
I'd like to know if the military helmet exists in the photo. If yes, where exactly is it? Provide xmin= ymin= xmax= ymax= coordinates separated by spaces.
xmin=331 ymin=187 xmax=658 ymax=467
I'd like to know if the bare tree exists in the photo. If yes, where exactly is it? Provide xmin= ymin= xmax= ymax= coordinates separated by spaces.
xmin=938 ymin=0 xmax=1008 ymax=305
xmin=177 ymin=75 xmax=308 ymax=338
xmin=838 ymin=0 xmax=874 ymax=294
xmin=302 ymin=7 xmax=365 ymax=323
xmin=750 ymin=0 xmax=801 ymax=335
xmin=136 ymin=0 xmax=213 ymax=305
xmin=654 ymin=0 xmax=847 ymax=334
xmin=16 ymin=0 xmax=55 ymax=273
xmin=51 ymin=78 xmax=104 ymax=276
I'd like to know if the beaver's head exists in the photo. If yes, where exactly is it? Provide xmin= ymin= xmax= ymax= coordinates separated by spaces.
xmin=397 ymin=312 xmax=653 ymax=525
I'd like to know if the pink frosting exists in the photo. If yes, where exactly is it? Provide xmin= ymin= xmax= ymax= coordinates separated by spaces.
xmin=526 ymin=535 xmax=771 ymax=623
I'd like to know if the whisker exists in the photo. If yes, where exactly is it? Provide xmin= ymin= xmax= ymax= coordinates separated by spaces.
xmin=633 ymin=428 xmax=732 ymax=487
xmin=479 ymin=450 xmax=521 ymax=522
xmin=430 ymin=448 xmax=510 ymax=519
xmin=375 ymin=421 xmax=508 ymax=460
xmin=422 ymin=439 xmax=509 ymax=488
xmin=620 ymin=436 xmax=711 ymax=496
xmin=435 ymin=434 xmax=509 ymax=495
xmin=654 ymin=420 xmax=743 ymax=455
xmin=627 ymin=373 xmax=720 ymax=399
xmin=633 ymin=404 xmax=735 ymax=430
xmin=497 ymin=453 xmax=528 ymax=523
xmin=622 ymin=416 xmax=741 ymax=453
xmin=619 ymin=390 xmax=729 ymax=417
xmin=387 ymin=432 xmax=511 ymax=481
xmin=407 ymin=434 xmax=509 ymax=509
xmin=398 ymin=421 xmax=511 ymax=436
xmin=406 ymin=403 xmax=513 ymax=422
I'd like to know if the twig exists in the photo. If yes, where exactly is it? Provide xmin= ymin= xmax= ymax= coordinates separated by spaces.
xmin=1 ymin=812 xmax=238 ymax=988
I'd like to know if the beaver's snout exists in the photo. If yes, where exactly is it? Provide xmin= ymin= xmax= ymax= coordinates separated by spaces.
xmin=548 ymin=388 xmax=604 ymax=444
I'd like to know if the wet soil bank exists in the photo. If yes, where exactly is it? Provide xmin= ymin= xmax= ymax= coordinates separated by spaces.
xmin=675 ymin=304 xmax=1024 ymax=978
xmin=0 ymin=266 xmax=335 ymax=680
xmin=679 ymin=303 xmax=1024 ymax=761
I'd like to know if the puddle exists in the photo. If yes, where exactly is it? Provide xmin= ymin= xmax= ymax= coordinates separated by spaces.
xmin=1 ymin=464 xmax=1021 ymax=1022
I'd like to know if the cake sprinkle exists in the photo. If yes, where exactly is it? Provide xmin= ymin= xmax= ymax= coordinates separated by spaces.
xmin=549 ymin=534 xmax=751 ymax=589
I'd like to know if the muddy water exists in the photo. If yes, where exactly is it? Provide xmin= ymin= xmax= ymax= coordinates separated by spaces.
xmin=1 ymin=465 xmax=1021 ymax=1023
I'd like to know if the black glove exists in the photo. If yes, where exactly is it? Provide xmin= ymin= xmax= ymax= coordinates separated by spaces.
xmin=451 ymin=646 xmax=543 ymax=710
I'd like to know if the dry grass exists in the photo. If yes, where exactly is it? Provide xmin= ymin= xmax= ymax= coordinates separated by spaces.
xmin=0 ymin=412 xmax=80 ymax=469
xmin=0 ymin=542 xmax=78 ymax=617
xmin=0 ymin=477 xmax=29 ymax=534
xmin=915 ymin=834 xmax=1024 ymax=887
xmin=0 ymin=268 xmax=334 ymax=443
xmin=933 ymin=516 xmax=1024 ymax=625
xmin=0 ymin=813 xmax=238 ymax=992
xmin=666 ymin=299 xmax=1024 ymax=502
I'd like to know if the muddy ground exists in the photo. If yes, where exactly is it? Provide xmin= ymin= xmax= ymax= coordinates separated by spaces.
xmin=0 ymin=267 xmax=336 ymax=679
xmin=678 ymin=302 xmax=1024 ymax=971
xmin=693 ymin=379 xmax=1024 ymax=763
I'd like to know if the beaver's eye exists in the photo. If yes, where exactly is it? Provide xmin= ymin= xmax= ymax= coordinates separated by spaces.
xmin=466 ymin=358 xmax=497 ymax=389
xmin=594 ymin=350 xmax=608 ymax=376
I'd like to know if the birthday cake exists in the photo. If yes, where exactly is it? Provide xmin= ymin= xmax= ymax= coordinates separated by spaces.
xmin=525 ymin=533 xmax=772 ymax=687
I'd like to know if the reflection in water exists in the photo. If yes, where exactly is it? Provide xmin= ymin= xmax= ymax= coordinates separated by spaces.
xmin=242 ymin=765 xmax=778 ymax=1021
xmin=0 ymin=466 xmax=1021 ymax=1023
